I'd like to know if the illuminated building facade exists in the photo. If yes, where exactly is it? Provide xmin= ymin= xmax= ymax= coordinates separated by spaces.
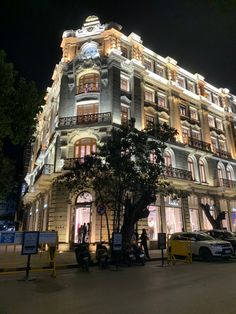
xmin=23 ymin=16 xmax=236 ymax=249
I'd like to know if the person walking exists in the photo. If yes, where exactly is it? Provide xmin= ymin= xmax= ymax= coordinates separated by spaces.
xmin=140 ymin=228 xmax=150 ymax=259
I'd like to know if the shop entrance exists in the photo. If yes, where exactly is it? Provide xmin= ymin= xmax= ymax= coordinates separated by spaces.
xmin=74 ymin=192 xmax=92 ymax=243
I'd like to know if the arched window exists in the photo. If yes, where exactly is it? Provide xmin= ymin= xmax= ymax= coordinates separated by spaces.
xmin=164 ymin=151 xmax=172 ymax=166
xmin=74 ymin=138 xmax=97 ymax=159
xmin=226 ymin=165 xmax=234 ymax=182
xmin=78 ymin=73 xmax=100 ymax=94
xmin=199 ymin=159 xmax=207 ymax=183
xmin=217 ymin=163 xmax=225 ymax=186
xmin=188 ymin=157 xmax=195 ymax=181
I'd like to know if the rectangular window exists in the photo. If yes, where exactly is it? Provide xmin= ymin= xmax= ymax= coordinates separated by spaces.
xmin=120 ymin=75 xmax=129 ymax=92
xmin=165 ymin=207 xmax=183 ymax=234
xmin=215 ymin=119 xmax=223 ymax=130
xmin=213 ymin=94 xmax=220 ymax=106
xmin=157 ymin=94 xmax=167 ymax=108
xmin=155 ymin=64 xmax=165 ymax=77
xmin=190 ymin=108 xmax=198 ymax=120
xmin=205 ymin=90 xmax=212 ymax=102
xmin=219 ymin=141 xmax=226 ymax=151
xmin=145 ymin=89 xmax=155 ymax=102
xmin=211 ymin=137 xmax=218 ymax=153
xmin=177 ymin=76 xmax=186 ymax=88
xmin=145 ymin=115 xmax=154 ymax=128
xmin=121 ymin=105 xmax=129 ymax=125
xmin=179 ymin=104 xmax=187 ymax=116
xmin=187 ymin=81 xmax=195 ymax=93
xmin=192 ymin=130 xmax=200 ymax=140
xmin=143 ymin=59 xmax=153 ymax=71
xmin=121 ymin=46 xmax=128 ymax=58
xmin=208 ymin=115 xmax=215 ymax=128
xmin=189 ymin=209 xmax=200 ymax=231
xmin=182 ymin=128 xmax=189 ymax=144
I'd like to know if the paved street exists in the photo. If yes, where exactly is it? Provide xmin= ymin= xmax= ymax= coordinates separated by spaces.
xmin=0 ymin=259 xmax=236 ymax=314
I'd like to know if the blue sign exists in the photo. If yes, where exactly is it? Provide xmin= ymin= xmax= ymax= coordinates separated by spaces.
xmin=97 ymin=206 xmax=106 ymax=215
xmin=0 ymin=232 xmax=15 ymax=244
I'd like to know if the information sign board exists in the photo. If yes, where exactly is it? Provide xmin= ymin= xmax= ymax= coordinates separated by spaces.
xmin=158 ymin=233 xmax=166 ymax=250
xmin=113 ymin=232 xmax=122 ymax=251
xmin=21 ymin=231 xmax=39 ymax=255
xmin=97 ymin=206 xmax=106 ymax=215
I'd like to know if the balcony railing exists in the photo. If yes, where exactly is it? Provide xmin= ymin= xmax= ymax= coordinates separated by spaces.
xmin=215 ymin=178 xmax=236 ymax=188
xmin=77 ymin=83 xmax=100 ymax=94
xmin=214 ymin=149 xmax=231 ymax=159
xmin=188 ymin=137 xmax=211 ymax=152
xmin=34 ymin=164 xmax=54 ymax=183
xmin=59 ymin=112 xmax=112 ymax=127
xmin=163 ymin=166 xmax=193 ymax=181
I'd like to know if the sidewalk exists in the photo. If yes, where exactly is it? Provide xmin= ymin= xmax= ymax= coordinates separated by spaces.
xmin=0 ymin=246 xmax=166 ymax=273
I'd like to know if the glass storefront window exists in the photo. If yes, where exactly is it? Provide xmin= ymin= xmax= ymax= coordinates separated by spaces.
xmin=189 ymin=208 xmax=200 ymax=231
xmin=202 ymin=210 xmax=216 ymax=230
xmin=74 ymin=206 xmax=90 ymax=243
xmin=165 ymin=207 xmax=183 ymax=234
xmin=147 ymin=205 xmax=161 ymax=240
xmin=231 ymin=208 xmax=236 ymax=232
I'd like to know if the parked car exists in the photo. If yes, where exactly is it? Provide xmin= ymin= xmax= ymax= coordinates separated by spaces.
xmin=203 ymin=229 xmax=236 ymax=255
xmin=170 ymin=231 xmax=233 ymax=261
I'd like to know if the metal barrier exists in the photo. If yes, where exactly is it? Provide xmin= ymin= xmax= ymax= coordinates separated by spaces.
xmin=167 ymin=238 xmax=192 ymax=264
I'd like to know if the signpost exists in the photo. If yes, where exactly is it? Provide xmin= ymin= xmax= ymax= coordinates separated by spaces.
xmin=158 ymin=232 xmax=166 ymax=267
xmin=21 ymin=231 xmax=40 ymax=281
xmin=112 ymin=232 xmax=122 ymax=270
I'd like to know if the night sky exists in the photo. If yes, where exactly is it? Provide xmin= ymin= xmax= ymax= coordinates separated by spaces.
xmin=1 ymin=0 xmax=236 ymax=94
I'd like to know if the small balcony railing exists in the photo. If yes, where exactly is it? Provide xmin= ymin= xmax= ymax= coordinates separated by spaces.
xmin=34 ymin=164 xmax=54 ymax=183
xmin=215 ymin=178 xmax=236 ymax=188
xmin=214 ymin=149 xmax=231 ymax=159
xmin=188 ymin=137 xmax=211 ymax=152
xmin=77 ymin=82 xmax=100 ymax=94
xmin=163 ymin=166 xmax=193 ymax=181
xmin=59 ymin=112 xmax=112 ymax=127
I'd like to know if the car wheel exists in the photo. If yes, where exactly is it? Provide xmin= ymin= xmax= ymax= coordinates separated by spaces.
xmin=200 ymin=248 xmax=213 ymax=262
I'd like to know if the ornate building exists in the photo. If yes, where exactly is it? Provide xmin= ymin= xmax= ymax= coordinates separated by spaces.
xmin=22 ymin=16 xmax=236 ymax=250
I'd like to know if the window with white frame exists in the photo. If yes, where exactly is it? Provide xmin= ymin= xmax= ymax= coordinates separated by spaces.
xmin=155 ymin=64 xmax=165 ymax=77
xmin=187 ymin=81 xmax=195 ymax=93
xmin=177 ymin=76 xmax=186 ymax=88
xmin=179 ymin=104 xmax=187 ymax=116
xmin=157 ymin=93 xmax=167 ymax=108
xmin=144 ymin=89 xmax=155 ymax=102
xmin=226 ymin=165 xmax=233 ymax=181
xmin=212 ymin=94 xmax=220 ymax=106
xmin=192 ymin=130 xmax=201 ymax=140
xmin=120 ymin=75 xmax=129 ymax=92
xmin=215 ymin=119 xmax=223 ymax=130
xmin=164 ymin=151 xmax=172 ymax=166
xmin=208 ymin=115 xmax=215 ymax=127
xmin=143 ymin=58 xmax=153 ymax=71
xmin=182 ymin=127 xmax=189 ymax=144
xmin=205 ymin=90 xmax=212 ymax=102
xmin=188 ymin=157 xmax=195 ymax=181
xmin=190 ymin=108 xmax=198 ymax=120
xmin=199 ymin=159 xmax=207 ymax=183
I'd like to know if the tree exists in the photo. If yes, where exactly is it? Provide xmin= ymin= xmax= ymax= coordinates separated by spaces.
xmin=0 ymin=50 xmax=43 ymax=199
xmin=200 ymin=203 xmax=225 ymax=229
xmin=60 ymin=120 xmax=187 ymax=247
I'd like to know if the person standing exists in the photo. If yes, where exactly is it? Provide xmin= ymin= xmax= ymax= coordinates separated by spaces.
xmin=140 ymin=228 xmax=150 ymax=259
xmin=82 ymin=223 xmax=87 ymax=243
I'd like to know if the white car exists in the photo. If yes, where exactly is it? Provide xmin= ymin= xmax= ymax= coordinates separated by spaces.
xmin=170 ymin=231 xmax=233 ymax=261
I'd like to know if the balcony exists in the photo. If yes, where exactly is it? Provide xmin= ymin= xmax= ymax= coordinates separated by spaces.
xmin=215 ymin=178 xmax=236 ymax=188
xmin=34 ymin=164 xmax=54 ymax=183
xmin=163 ymin=166 xmax=193 ymax=181
xmin=58 ymin=112 xmax=112 ymax=128
xmin=214 ymin=149 xmax=231 ymax=159
xmin=188 ymin=137 xmax=211 ymax=152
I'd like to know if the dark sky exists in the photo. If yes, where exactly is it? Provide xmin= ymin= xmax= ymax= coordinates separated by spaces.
xmin=1 ymin=0 xmax=236 ymax=94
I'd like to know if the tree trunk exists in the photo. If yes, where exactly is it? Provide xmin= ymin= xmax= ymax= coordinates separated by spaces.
xmin=200 ymin=203 xmax=223 ymax=229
